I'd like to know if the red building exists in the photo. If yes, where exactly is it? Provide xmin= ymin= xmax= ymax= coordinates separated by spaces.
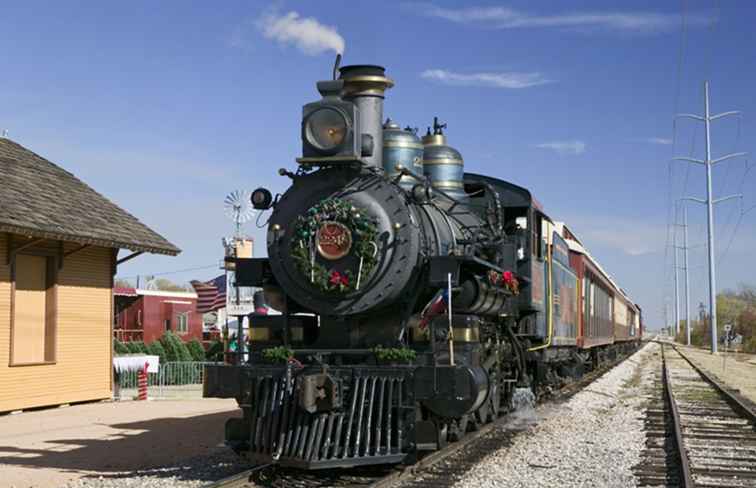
xmin=114 ymin=288 xmax=202 ymax=344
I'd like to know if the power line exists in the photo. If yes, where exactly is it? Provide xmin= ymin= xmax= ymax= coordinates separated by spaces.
xmin=664 ymin=0 xmax=691 ymax=328
xmin=117 ymin=263 xmax=220 ymax=281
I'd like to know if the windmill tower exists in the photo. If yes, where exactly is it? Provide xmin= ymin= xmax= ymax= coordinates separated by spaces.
xmin=222 ymin=190 xmax=256 ymax=315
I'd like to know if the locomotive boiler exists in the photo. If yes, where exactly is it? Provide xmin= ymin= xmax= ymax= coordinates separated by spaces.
xmin=203 ymin=58 xmax=642 ymax=469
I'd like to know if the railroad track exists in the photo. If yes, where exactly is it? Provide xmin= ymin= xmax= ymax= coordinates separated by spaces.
xmin=204 ymin=349 xmax=640 ymax=488
xmin=636 ymin=343 xmax=756 ymax=488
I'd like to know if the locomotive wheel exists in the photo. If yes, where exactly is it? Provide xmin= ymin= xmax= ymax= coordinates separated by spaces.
xmin=436 ymin=421 xmax=449 ymax=449
xmin=448 ymin=414 xmax=471 ymax=442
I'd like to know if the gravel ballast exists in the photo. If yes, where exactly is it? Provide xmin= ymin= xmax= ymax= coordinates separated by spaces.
xmin=454 ymin=342 xmax=657 ymax=488
xmin=63 ymin=448 xmax=248 ymax=488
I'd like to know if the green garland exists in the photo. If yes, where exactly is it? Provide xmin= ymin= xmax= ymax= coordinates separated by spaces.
xmin=372 ymin=345 xmax=417 ymax=363
xmin=291 ymin=198 xmax=378 ymax=293
xmin=262 ymin=346 xmax=294 ymax=363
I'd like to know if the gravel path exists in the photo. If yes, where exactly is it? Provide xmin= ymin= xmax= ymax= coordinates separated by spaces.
xmin=453 ymin=342 xmax=657 ymax=488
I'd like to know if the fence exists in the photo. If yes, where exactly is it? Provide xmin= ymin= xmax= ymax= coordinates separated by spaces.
xmin=116 ymin=361 xmax=221 ymax=400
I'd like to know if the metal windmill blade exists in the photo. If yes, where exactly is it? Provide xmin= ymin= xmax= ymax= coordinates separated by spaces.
xmin=224 ymin=190 xmax=255 ymax=223
xmin=224 ymin=190 xmax=255 ymax=237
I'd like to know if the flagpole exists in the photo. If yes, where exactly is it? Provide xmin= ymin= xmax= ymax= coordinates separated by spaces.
xmin=448 ymin=272 xmax=454 ymax=366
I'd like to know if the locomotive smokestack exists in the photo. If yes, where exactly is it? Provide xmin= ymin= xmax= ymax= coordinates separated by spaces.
xmin=338 ymin=65 xmax=394 ymax=168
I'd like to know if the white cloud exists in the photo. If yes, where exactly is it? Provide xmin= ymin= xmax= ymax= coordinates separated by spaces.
xmin=407 ymin=3 xmax=706 ymax=33
xmin=535 ymin=140 xmax=586 ymax=155
xmin=256 ymin=10 xmax=345 ymax=56
xmin=646 ymin=137 xmax=673 ymax=145
xmin=420 ymin=69 xmax=553 ymax=89
xmin=567 ymin=217 xmax=667 ymax=257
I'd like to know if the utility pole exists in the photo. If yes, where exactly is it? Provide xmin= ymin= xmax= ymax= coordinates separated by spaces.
xmin=682 ymin=205 xmax=691 ymax=346
xmin=674 ymin=81 xmax=746 ymax=354
xmin=673 ymin=203 xmax=690 ymax=345
xmin=673 ymin=222 xmax=680 ymax=338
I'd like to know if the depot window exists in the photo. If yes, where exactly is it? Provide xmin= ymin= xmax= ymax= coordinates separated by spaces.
xmin=11 ymin=253 xmax=57 ymax=365
xmin=176 ymin=312 xmax=189 ymax=334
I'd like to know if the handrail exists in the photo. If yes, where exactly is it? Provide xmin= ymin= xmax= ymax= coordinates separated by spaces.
xmin=528 ymin=240 xmax=553 ymax=352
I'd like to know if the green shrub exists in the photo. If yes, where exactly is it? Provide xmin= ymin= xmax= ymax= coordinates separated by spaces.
xmin=159 ymin=331 xmax=193 ymax=362
xmin=113 ymin=338 xmax=129 ymax=356
xmin=146 ymin=340 xmax=167 ymax=364
xmin=206 ymin=339 xmax=224 ymax=362
xmin=125 ymin=341 xmax=148 ymax=354
xmin=186 ymin=339 xmax=206 ymax=362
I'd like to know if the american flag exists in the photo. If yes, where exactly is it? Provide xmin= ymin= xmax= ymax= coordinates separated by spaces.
xmin=191 ymin=274 xmax=227 ymax=313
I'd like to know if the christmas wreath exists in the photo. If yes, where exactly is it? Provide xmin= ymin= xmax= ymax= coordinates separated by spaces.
xmin=291 ymin=198 xmax=378 ymax=293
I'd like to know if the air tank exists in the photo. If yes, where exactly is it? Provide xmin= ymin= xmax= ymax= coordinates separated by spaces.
xmin=382 ymin=119 xmax=423 ymax=190
xmin=422 ymin=117 xmax=466 ymax=199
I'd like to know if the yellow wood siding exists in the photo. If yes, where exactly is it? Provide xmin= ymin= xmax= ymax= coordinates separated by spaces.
xmin=12 ymin=254 xmax=48 ymax=364
xmin=0 ymin=234 xmax=113 ymax=412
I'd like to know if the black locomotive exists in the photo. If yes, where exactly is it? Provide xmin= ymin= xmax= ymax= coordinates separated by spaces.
xmin=203 ymin=59 xmax=640 ymax=469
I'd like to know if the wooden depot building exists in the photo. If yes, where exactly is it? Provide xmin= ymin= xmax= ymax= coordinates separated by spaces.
xmin=0 ymin=137 xmax=179 ymax=413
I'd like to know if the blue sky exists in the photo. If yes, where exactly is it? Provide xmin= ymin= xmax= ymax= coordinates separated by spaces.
xmin=2 ymin=1 xmax=754 ymax=329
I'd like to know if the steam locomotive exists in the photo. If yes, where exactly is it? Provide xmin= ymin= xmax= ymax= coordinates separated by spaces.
xmin=203 ymin=59 xmax=642 ymax=469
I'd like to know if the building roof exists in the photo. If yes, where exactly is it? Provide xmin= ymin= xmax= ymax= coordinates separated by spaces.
xmin=113 ymin=287 xmax=198 ymax=299
xmin=0 ymin=138 xmax=180 ymax=255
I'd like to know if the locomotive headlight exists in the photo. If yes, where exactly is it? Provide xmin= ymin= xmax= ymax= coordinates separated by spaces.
xmin=305 ymin=107 xmax=348 ymax=153
xmin=251 ymin=187 xmax=273 ymax=210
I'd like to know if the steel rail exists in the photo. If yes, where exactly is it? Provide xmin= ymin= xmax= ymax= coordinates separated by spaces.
xmin=203 ymin=468 xmax=257 ymax=488
xmin=661 ymin=343 xmax=694 ymax=488
xmin=671 ymin=344 xmax=756 ymax=424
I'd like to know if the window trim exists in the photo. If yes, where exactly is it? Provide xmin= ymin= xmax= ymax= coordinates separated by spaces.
xmin=175 ymin=311 xmax=189 ymax=335
xmin=9 ymin=251 xmax=58 ymax=367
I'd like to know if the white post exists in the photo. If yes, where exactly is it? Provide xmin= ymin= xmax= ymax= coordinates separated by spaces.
xmin=447 ymin=272 xmax=454 ymax=366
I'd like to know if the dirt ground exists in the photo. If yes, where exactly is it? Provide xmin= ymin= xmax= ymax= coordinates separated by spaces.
xmin=677 ymin=345 xmax=756 ymax=405
xmin=0 ymin=398 xmax=239 ymax=488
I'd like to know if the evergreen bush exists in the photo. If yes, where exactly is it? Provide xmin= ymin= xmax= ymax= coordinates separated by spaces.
xmin=159 ymin=331 xmax=192 ymax=362
xmin=146 ymin=340 xmax=167 ymax=364
xmin=187 ymin=339 xmax=206 ymax=362
xmin=113 ymin=338 xmax=129 ymax=356
xmin=206 ymin=339 xmax=224 ymax=362
xmin=125 ymin=341 xmax=148 ymax=354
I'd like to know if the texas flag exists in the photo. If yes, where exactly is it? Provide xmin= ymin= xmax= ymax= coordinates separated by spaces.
xmin=418 ymin=289 xmax=449 ymax=329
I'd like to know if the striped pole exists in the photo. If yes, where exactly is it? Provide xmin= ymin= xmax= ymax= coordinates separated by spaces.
xmin=137 ymin=362 xmax=148 ymax=400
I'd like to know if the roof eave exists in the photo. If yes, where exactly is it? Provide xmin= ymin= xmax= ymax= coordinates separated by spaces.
xmin=0 ymin=223 xmax=181 ymax=256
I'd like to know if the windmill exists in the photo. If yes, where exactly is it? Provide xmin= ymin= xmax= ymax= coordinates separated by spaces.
xmin=224 ymin=190 xmax=255 ymax=239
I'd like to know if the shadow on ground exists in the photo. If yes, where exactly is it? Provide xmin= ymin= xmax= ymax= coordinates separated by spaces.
xmin=0 ymin=411 xmax=249 ymax=482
